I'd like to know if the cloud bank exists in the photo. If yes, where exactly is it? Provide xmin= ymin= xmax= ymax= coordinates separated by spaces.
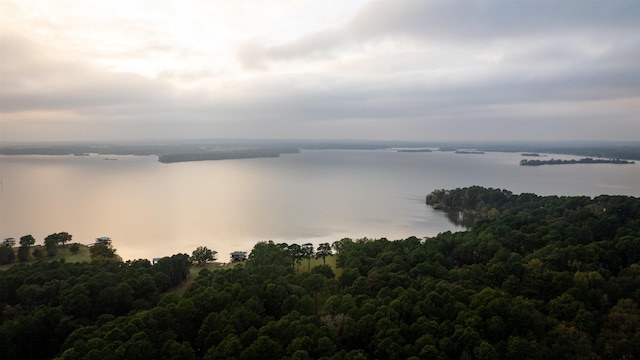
xmin=1 ymin=0 xmax=639 ymax=141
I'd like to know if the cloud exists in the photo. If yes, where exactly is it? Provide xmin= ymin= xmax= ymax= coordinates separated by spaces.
xmin=235 ymin=0 xmax=640 ymax=112
xmin=237 ymin=28 xmax=348 ymax=71
xmin=0 ymin=33 xmax=176 ymax=113
xmin=237 ymin=40 xmax=269 ymax=71
xmin=238 ymin=0 xmax=640 ymax=68
xmin=2 ymin=0 xmax=640 ymax=142
xmin=350 ymin=0 xmax=640 ymax=40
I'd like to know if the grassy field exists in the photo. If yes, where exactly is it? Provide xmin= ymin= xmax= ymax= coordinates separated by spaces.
xmin=0 ymin=243 xmax=93 ymax=271
xmin=297 ymin=254 xmax=341 ymax=276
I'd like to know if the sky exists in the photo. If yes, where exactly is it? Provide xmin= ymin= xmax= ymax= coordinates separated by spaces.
xmin=1 ymin=0 xmax=639 ymax=142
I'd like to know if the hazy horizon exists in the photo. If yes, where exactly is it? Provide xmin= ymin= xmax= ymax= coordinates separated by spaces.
xmin=2 ymin=137 xmax=640 ymax=149
xmin=2 ymin=1 xmax=640 ymax=142
xmin=2 ymin=137 xmax=640 ymax=145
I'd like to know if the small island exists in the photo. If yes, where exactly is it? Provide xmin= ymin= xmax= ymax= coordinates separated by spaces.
xmin=397 ymin=148 xmax=432 ymax=153
xmin=521 ymin=153 xmax=542 ymax=157
xmin=455 ymin=150 xmax=485 ymax=154
xmin=158 ymin=148 xmax=300 ymax=163
xmin=520 ymin=157 xmax=635 ymax=166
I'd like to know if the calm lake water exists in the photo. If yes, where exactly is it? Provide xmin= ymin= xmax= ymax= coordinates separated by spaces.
xmin=1 ymin=150 xmax=639 ymax=262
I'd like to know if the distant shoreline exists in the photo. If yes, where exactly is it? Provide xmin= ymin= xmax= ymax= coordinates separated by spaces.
xmin=397 ymin=149 xmax=432 ymax=153
xmin=1 ymin=139 xmax=639 ymax=160
xmin=520 ymin=157 xmax=635 ymax=166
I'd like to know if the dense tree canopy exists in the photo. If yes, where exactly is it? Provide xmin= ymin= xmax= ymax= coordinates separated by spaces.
xmin=316 ymin=243 xmax=333 ymax=265
xmin=191 ymin=246 xmax=217 ymax=265
xmin=0 ymin=246 xmax=15 ymax=265
xmin=1 ymin=187 xmax=640 ymax=359
xmin=19 ymin=235 xmax=35 ymax=248
xmin=0 ymin=253 xmax=191 ymax=359
xmin=90 ymin=243 xmax=117 ymax=260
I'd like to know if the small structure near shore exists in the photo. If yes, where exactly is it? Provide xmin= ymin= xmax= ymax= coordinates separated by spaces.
xmin=95 ymin=237 xmax=111 ymax=245
xmin=230 ymin=251 xmax=247 ymax=262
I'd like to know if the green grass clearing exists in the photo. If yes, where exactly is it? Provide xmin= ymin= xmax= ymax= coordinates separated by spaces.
xmin=0 ymin=243 xmax=93 ymax=271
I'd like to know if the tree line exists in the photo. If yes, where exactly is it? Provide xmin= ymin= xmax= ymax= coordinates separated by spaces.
xmin=520 ymin=158 xmax=635 ymax=166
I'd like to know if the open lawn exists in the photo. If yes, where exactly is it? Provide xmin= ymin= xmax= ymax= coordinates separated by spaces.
xmin=296 ymin=254 xmax=342 ymax=277
xmin=0 ymin=243 xmax=93 ymax=271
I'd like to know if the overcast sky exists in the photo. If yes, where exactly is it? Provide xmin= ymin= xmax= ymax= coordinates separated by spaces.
xmin=1 ymin=0 xmax=639 ymax=142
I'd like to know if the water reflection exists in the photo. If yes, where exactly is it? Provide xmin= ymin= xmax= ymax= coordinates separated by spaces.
xmin=2 ymin=150 xmax=639 ymax=261
xmin=443 ymin=209 xmax=476 ymax=228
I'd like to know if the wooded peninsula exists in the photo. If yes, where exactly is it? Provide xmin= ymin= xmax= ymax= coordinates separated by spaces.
xmin=1 ymin=186 xmax=640 ymax=359
xmin=520 ymin=158 xmax=635 ymax=166
xmin=158 ymin=148 xmax=300 ymax=163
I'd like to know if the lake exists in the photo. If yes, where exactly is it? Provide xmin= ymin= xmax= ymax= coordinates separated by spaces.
xmin=1 ymin=150 xmax=639 ymax=262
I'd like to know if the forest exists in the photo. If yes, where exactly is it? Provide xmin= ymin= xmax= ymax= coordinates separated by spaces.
xmin=519 ymin=158 xmax=635 ymax=166
xmin=1 ymin=186 xmax=639 ymax=359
